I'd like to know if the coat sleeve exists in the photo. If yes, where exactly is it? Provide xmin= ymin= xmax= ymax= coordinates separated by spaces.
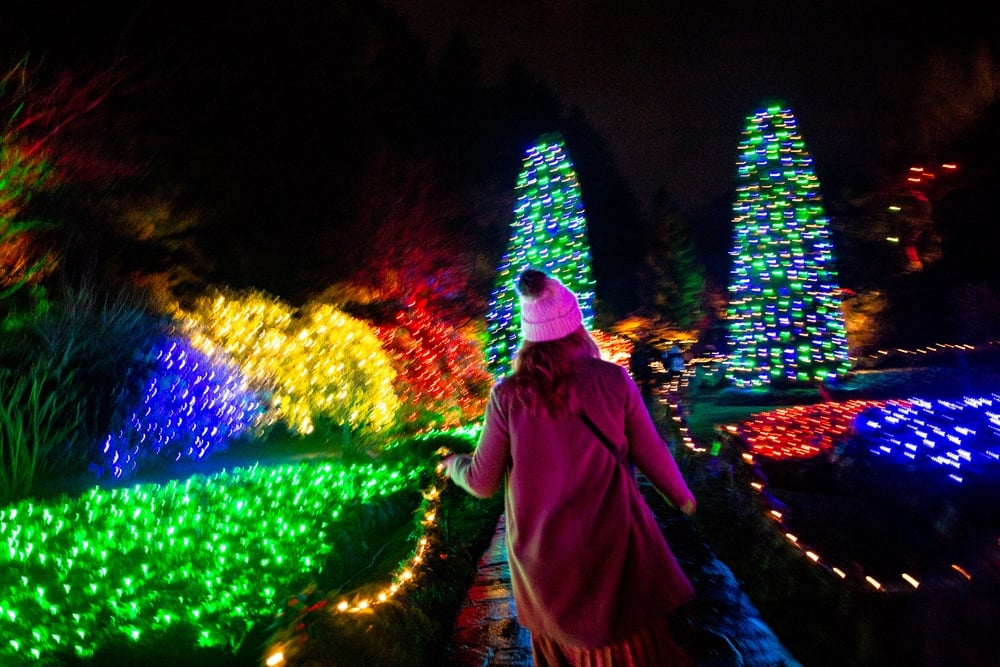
xmin=619 ymin=367 xmax=696 ymax=512
xmin=447 ymin=387 xmax=510 ymax=498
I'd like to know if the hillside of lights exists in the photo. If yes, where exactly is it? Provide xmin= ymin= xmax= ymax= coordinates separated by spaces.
xmin=0 ymin=287 xmax=475 ymax=664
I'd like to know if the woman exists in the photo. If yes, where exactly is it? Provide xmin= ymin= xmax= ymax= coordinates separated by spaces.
xmin=441 ymin=268 xmax=698 ymax=666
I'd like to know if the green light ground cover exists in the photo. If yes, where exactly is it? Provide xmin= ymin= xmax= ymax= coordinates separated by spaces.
xmin=0 ymin=459 xmax=422 ymax=665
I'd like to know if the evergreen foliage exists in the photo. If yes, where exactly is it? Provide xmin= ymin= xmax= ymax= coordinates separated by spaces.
xmin=725 ymin=102 xmax=850 ymax=388
xmin=646 ymin=196 xmax=707 ymax=331
xmin=484 ymin=132 xmax=596 ymax=378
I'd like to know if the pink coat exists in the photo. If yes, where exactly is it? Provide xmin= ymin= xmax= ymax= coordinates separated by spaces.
xmin=447 ymin=357 xmax=696 ymax=648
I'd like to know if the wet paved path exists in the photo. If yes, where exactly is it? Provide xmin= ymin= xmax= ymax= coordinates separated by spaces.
xmin=443 ymin=478 xmax=803 ymax=667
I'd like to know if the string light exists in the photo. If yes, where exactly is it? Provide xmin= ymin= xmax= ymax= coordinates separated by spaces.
xmin=485 ymin=132 xmax=597 ymax=379
xmin=0 ymin=459 xmax=422 ymax=664
xmin=674 ymin=359 xmax=999 ymax=593
xmin=261 ymin=438 xmax=477 ymax=666
xmin=725 ymin=101 xmax=850 ymax=388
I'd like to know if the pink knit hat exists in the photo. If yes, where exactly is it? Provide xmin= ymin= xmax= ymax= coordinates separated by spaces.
xmin=517 ymin=269 xmax=583 ymax=342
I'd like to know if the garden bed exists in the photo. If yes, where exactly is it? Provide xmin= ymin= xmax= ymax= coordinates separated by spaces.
xmin=2 ymin=429 xmax=502 ymax=667
xmin=681 ymin=359 xmax=1000 ymax=666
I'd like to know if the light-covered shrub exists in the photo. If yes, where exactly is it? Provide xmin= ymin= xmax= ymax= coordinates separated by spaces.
xmin=98 ymin=334 xmax=263 ymax=479
xmin=177 ymin=287 xmax=399 ymax=441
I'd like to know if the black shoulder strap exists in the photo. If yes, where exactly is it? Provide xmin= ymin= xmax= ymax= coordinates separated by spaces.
xmin=579 ymin=412 xmax=632 ymax=472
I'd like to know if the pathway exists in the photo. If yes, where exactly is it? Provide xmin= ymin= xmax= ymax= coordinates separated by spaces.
xmin=443 ymin=477 xmax=803 ymax=667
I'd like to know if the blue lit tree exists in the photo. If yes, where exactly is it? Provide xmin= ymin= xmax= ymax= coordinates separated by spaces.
xmin=485 ymin=132 xmax=596 ymax=378
xmin=725 ymin=102 xmax=850 ymax=388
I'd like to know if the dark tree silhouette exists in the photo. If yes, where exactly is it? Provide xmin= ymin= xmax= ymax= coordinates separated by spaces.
xmin=643 ymin=191 xmax=708 ymax=331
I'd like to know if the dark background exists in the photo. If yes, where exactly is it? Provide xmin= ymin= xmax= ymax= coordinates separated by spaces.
xmin=3 ymin=1 xmax=999 ymax=335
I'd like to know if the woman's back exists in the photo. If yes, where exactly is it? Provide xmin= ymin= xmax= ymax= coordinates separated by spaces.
xmin=442 ymin=268 xmax=697 ymax=665
xmin=482 ymin=357 xmax=695 ymax=648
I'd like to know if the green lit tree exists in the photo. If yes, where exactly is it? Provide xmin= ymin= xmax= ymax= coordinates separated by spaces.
xmin=725 ymin=102 xmax=850 ymax=388
xmin=485 ymin=132 xmax=596 ymax=378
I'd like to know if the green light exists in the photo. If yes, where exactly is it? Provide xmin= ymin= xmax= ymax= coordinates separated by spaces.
xmin=0 ymin=458 xmax=427 ymax=664
xmin=485 ymin=132 xmax=597 ymax=378
xmin=726 ymin=101 xmax=849 ymax=387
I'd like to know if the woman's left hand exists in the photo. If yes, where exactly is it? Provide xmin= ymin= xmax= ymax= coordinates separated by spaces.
xmin=680 ymin=497 xmax=696 ymax=516
xmin=437 ymin=454 xmax=456 ymax=478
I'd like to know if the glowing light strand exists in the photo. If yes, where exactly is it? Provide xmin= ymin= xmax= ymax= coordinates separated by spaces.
xmin=666 ymin=359 xmax=999 ymax=593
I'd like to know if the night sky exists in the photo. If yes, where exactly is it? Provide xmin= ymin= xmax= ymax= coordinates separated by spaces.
xmin=6 ymin=1 xmax=997 ymax=213
xmin=394 ymin=1 xmax=1000 ymax=212
xmin=2 ymin=1 xmax=999 ymax=308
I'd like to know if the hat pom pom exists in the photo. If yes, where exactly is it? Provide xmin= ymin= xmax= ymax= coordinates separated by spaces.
xmin=517 ymin=269 xmax=548 ymax=298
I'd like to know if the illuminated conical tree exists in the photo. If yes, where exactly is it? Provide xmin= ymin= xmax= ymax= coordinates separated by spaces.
xmin=725 ymin=102 xmax=850 ymax=388
xmin=485 ymin=132 xmax=596 ymax=378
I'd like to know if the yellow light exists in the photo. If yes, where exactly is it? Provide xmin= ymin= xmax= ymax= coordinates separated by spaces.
xmin=832 ymin=567 xmax=846 ymax=579
xmin=865 ymin=576 xmax=883 ymax=590
xmin=769 ymin=510 xmax=783 ymax=520
xmin=902 ymin=573 xmax=920 ymax=588
xmin=805 ymin=551 xmax=819 ymax=562
xmin=337 ymin=601 xmax=348 ymax=611
xmin=266 ymin=650 xmax=285 ymax=666
xmin=785 ymin=533 xmax=798 ymax=544
xmin=750 ymin=482 xmax=763 ymax=491
xmin=951 ymin=564 xmax=972 ymax=580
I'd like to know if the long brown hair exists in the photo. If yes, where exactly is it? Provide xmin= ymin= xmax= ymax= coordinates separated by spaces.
xmin=508 ymin=325 xmax=601 ymax=418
